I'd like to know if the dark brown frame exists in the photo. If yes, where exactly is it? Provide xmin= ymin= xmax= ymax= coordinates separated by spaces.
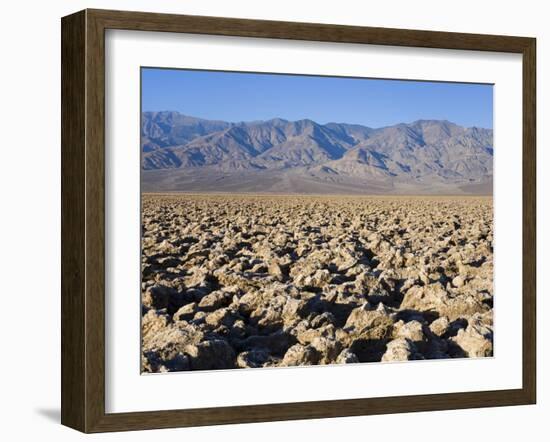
xmin=61 ymin=8 xmax=536 ymax=433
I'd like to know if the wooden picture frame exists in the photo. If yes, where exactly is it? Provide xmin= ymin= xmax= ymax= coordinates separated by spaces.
xmin=61 ymin=8 xmax=536 ymax=433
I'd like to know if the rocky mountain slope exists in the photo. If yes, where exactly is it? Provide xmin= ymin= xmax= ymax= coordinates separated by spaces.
xmin=141 ymin=111 xmax=493 ymax=194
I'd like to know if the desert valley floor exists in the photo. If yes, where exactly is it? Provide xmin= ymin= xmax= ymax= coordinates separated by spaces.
xmin=141 ymin=194 xmax=494 ymax=372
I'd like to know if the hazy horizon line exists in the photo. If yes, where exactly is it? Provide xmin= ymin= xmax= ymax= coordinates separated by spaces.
xmin=141 ymin=110 xmax=493 ymax=131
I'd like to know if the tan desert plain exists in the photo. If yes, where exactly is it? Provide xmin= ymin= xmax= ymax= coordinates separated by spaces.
xmin=140 ymin=115 xmax=494 ymax=373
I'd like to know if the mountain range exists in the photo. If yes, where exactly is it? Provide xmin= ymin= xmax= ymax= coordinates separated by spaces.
xmin=141 ymin=111 xmax=493 ymax=195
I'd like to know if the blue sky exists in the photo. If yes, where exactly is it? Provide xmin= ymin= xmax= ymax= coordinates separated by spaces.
xmin=141 ymin=68 xmax=493 ymax=129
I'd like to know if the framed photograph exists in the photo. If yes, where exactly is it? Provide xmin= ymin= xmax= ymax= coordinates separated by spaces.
xmin=61 ymin=9 xmax=536 ymax=433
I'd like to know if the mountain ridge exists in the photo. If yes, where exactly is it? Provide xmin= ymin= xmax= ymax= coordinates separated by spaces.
xmin=141 ymin=111 xmax=493 ymax=195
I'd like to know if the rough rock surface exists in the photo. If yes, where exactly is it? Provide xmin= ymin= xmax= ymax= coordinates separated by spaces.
xmin=141 ymin=195 xmax=493 ymax=372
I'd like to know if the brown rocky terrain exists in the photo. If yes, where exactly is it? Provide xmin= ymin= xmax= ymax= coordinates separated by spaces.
xmin=141 ymin=194 xmax=493 ymax=373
